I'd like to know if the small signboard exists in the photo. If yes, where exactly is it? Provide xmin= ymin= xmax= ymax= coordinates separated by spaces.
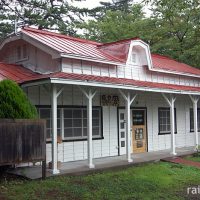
xmin=101 ymin=95 xmax=120 ymax=106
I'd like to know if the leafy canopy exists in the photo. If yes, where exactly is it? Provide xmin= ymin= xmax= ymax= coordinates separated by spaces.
xmin=144 ymin=0 xmax=200 ymax=67
xmin=0 ymin=80 xmax=38 ymax=119
xmin=0 ymin=0 xmax=87 ymax=39
xmin=80 ymin=4 xmax=145 ymax=42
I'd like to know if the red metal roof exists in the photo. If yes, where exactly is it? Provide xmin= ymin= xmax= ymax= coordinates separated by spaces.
xmin=98 ymin=37 xmax=141 ymax=47
xmin=152 ymin=54 xmax=200 ymax=76
xmin=21 ymin=27 xmax=123 ymax=64
xmin=1 ymin=63 xmax=200 ymax=93
xmin=0 ymin=63 xmax=46 ymax=83
xmin=20 ymin=27 xmax=200 ymax=76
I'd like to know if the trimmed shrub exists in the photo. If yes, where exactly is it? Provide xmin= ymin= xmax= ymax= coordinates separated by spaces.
xmin=0 ymin=79 xmax=38 ymax=119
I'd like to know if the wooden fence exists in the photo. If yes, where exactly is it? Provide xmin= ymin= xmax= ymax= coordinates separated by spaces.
xmin=0 ymin=119 xmax=46 ymax=177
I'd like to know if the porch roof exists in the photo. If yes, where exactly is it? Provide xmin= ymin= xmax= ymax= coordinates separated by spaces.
xmin=1 ymin=62 xmax=200 ymax=94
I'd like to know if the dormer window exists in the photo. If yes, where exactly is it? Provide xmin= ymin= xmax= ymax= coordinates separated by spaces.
xmin=22 ymin=44 xmax=27 ymax=58
xmin=16 ymin=44 xmax=28 ymax=62
xmin=17 ymin=46 xmax=21 ymax=60
xmin=131 ymin=52 xmax=137 ymax=63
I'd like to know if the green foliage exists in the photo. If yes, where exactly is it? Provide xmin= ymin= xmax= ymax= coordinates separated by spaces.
xmin=0 ymin=80 xmax=37 ymax=119
xmin=88 ymin=0 xmax=136 ymax=19
xmin=144 ymin=0 xmax=200 ymax=68
xmin=80 ymin=4 xmax=145 ymax=42
xmin=0 ymin=0 xmax=87 ymax=39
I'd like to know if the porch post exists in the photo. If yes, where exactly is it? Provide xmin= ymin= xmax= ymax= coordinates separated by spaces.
xmin=119 ymin=90 xmax=137 ymax=162
xmin=51 ymin=84 xmax=59 ymax=174
xmin=87 ymin=90 xmax=94 ymax=168
xmin=162 ymin=93 xmax=176 ymax=155
xmin=189 ymin=95 xmax=199 ymax=149
xmin=51 ymin=84 xmax=64 ymax=174
xmin=78 ymin=87 xmax=96 ymax=168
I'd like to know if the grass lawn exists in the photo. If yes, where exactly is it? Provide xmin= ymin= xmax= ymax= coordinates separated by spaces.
xmin=0 ymin=162 xmax=200 ymax=200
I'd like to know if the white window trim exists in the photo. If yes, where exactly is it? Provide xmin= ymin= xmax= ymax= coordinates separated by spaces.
xmin=190 ymin=108 xmax=200 ymax=132
xmin=158 ymin=107 xmax=177 ymax=135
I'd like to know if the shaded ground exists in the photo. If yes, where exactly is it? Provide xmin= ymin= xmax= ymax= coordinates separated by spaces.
xmin=0 ymin=167 xmax=26 ymax=200
xmin=184 ymin=155 xmax=200 ymax=163
xmin=162 ymin=157 xmax=200 ymax=168
xmin=1 ymin=162 xmax=200 ymax=200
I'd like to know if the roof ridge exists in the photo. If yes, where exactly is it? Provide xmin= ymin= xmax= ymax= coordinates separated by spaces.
xmin=98 ymin=37 xmax=141 ymax=47
xmin=22 ymin=27 xmax=102 ymax=46
xmin=151 ymin=53 xmax=174 ymax=60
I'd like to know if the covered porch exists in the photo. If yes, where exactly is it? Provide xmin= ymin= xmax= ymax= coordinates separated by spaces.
xmin=22 ymin=75 xmax=200 ymax=175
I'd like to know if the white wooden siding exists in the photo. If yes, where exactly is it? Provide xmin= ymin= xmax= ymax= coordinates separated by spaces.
xmin=0 ymin=40 xmax=60 ymax=73
xmin=27 ymin=86 xmax=199 ymax=163
xmin=62 ymin=57 xmax=200 ymax=88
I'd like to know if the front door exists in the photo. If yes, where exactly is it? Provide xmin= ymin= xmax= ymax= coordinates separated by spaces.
xmin=132 ymin=109 xmax=147 ymax=153
xmin=118 ymin=109 xmax=126 ymax=155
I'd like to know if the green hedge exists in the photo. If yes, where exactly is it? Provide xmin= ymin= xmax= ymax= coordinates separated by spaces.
xmin=0 ymin=80 xmax=38 ymax=119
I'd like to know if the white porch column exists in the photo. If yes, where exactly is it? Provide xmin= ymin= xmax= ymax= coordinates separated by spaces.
xmin=51 ymin=84 xmax=64 ymax=174
xmin=61 ymin=108 xmax=64 ymax=140
xmin=78 ymin=87 xmax=96 ymax=168
xmin=189 ymin=95 xmax=199 ymax=149
xmin=162 ymin=93 xmax=176 ymax=155
xmin=119 ymin=89 xmax=137 ymax=162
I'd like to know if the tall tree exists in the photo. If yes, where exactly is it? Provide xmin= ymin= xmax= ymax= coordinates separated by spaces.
xmin=0 ymin=0 xmax=87 ymax=39
xmin=143 ymin=0 xmax=200 ymax=67
xmin=88 ymin=0 xmax=136 ymax=19
xmin=80 ymin=3 xmax=146 ymax=42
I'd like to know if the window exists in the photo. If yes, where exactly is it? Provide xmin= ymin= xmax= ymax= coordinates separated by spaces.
xmin=190 ymin=108 xmax=200 ymax=132
xmin=16 ymin=44 xmax=28 ymax=61
xmin=131 ymin=52 xmax=137 ymax=63
xmin=22 ymin=44 xmax=27 ymax=58
xmin=63 ymin=107 xmax=102 ymax=140
xmin=38 ymin=108 xmax=61 ymax=141
xmin=158 ymin=108 xmax=177 ymax=135
xmin=38 ymin=107 xmax=102 ymax=141
xmin=17 ymin=46 xmax=21 ymax=60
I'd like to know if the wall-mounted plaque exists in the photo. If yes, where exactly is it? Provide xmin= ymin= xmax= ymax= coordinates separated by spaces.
xmin=101 ymin=95 xmax=120 ymax=106
xmin=137 ymin=141 xmax=143 ymax=148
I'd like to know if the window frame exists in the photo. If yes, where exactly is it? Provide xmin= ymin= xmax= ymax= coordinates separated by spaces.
xmin=37 ymin=105 xmax=103 ymax=142
xmin=158 ymin=107 xmax=177 ymax=135
xmin=190 ymin=108 xmax=200 ymax=132
xmin=129 ymin=51 xmax=138 ymax=64
xmin=37 ymin=107 xmax=61 ymax=141
xmin=63 ymin=107 xmax=102 ymax=140
xmin=16 ymin=44 xmax=29 ymax=62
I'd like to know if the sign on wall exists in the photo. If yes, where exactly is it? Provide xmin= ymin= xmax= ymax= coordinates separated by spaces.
xmin=101 ymin=95 xmax=120 ymax=106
